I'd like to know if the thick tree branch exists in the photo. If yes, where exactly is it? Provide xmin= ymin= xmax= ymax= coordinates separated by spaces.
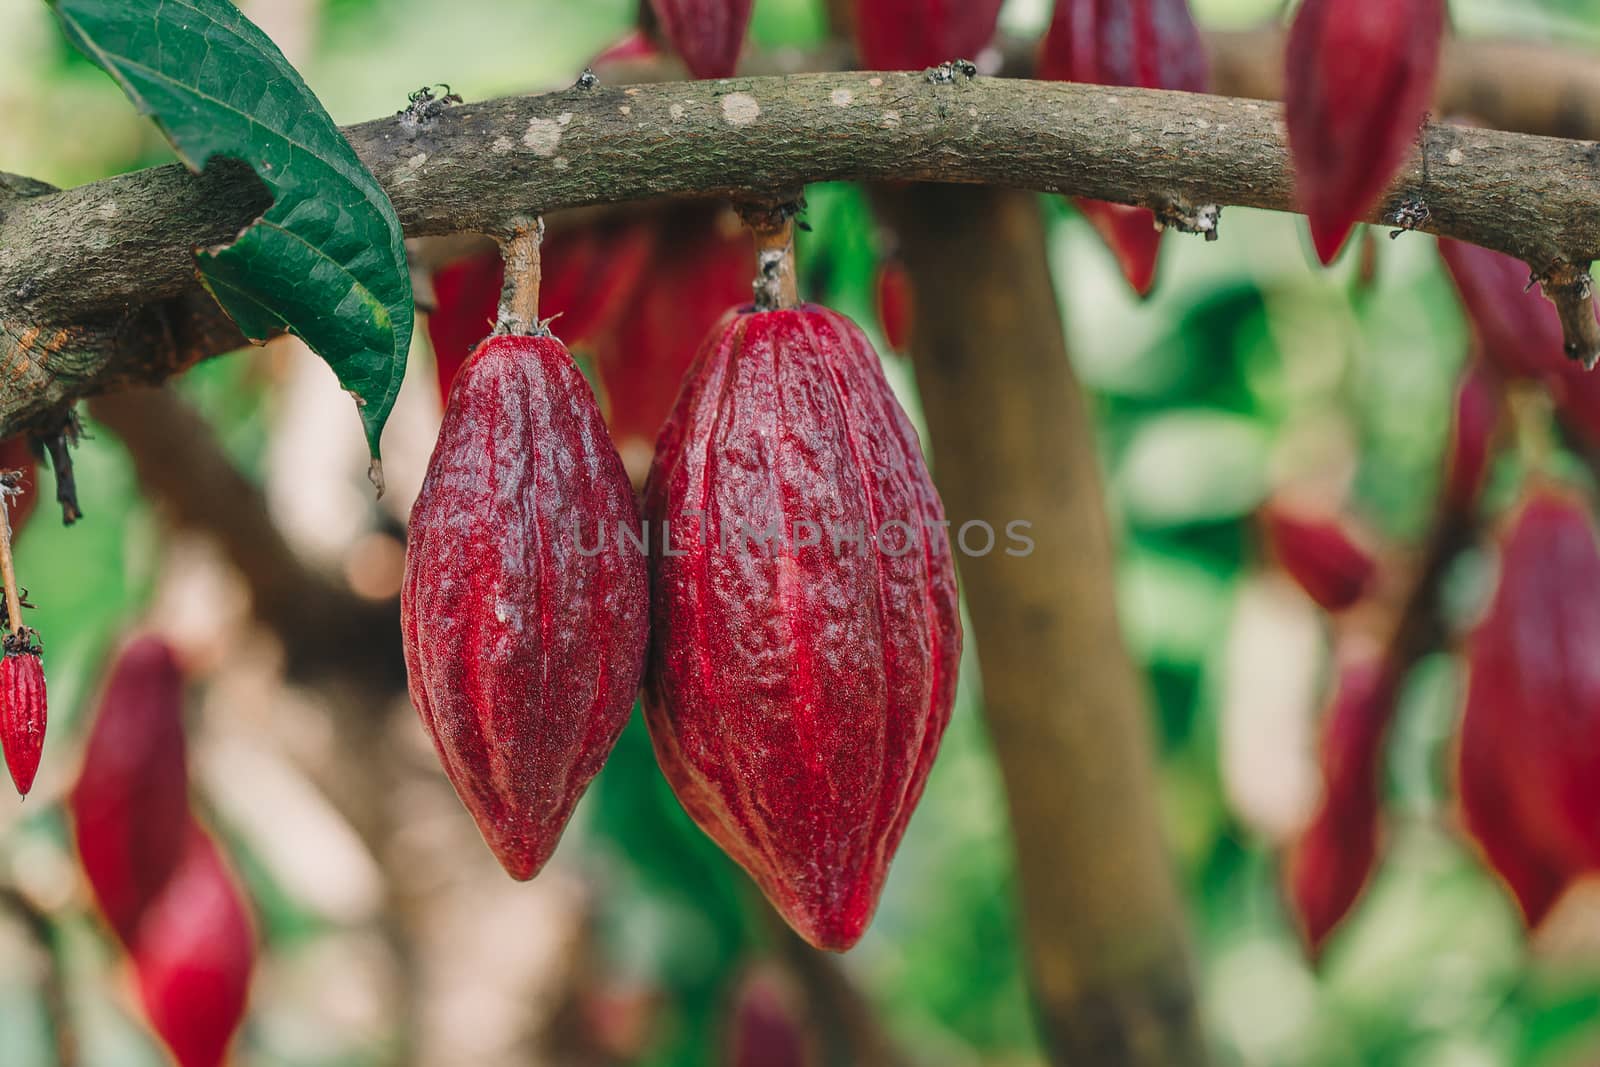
xmin=5 ymin=67 xmax=1600 ymax=433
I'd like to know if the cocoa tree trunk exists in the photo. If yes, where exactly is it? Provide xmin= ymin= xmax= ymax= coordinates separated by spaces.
xmin=874 ymin=185 xmax=1208 ymax=1066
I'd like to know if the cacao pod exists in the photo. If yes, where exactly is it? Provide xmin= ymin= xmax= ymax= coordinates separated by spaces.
xmin=0 ymin=644 xmax=46 ymax=796
xmin=1285 ymin=653 xmax=1394 ymax=957
xmin=875 ymin=258 xmax=914 ymax=352
xmin=403 ymin=333 xmax=650 ymax=880
xmin=594 ymin=204 xmax=752 ymax=482
xmin=132 ymin=823 xmax=255 ymax=1067
xmin=645 ymin=304 xmax=961 ymax=951
xmin=1261 ymin=503 xmax=1377 ymax=613
xmin=1440 ymin=239 xmax=1600 ymax=447
xmin=70 ymin=635 xmax=192 ymax=943
xmin=428 ymin=222 xmax=656 ymax=400
xmin=726 ymin=965 xmax=814 ymax=1067
xmin=853 ymin=0 xmax=1004 ymax=71
xmin=1460 ymin=488 xmax=1600 ymax=926
xmin=1444 ymin=359 xmax=1500 ymax=513
xmin=1285 ymin=0 xmax=1444 ymax=264
xmin=1038 ymin=0 xmax=1208 ymax=295
xmin=648 ymin=0 xmax=754 ymax=80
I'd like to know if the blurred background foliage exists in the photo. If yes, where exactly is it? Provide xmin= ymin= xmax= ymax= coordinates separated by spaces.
xmin=4 ymin=0 xmax=1600 ymax=1064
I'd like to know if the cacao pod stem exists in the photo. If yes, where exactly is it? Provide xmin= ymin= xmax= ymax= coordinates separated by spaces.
xmin=496 ymin=220 xmax=547 ymax=336
xmin=740 ymin=202 xmax=799 ymax=311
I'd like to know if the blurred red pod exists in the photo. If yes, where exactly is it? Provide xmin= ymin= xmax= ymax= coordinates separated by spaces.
xmin=648 ymin=0 xmax=754 ymax=79
xmin=1285 ymin=0 xmax=1445 ymax=264
xmin=593 ymin=204 xmax=752 ymax=482
xmin=875 ymin=258 xmax=914 ymax=352
xmin=853 ymin=0 xmax=1004 ymax=71
xmin=591 ymin=29 xmax=661 ymax=68
xmin=0 ymin=644 xmax=46 ymax=796
xmin=0 ymin=436 xmax=37 ymax=537
xmin=1443 ymin=359 xmax=1501 ymax=513
xmin=1438 ymin=240 xmax=1564 ymax=382
xmin=426 ymin=222 xmax=657 ymax=400
xmin=404 ymin=334 xmax=650 ymax=880
xmin=1261 ymin=504 xmax=1377 ymax=613
xmin=1038 ymin=0 xmax=1207 ymax=295
xmin=725 ymin=966 xmax=815 ymax=1067
xmin=132 ymin=824 xmax=255 ymax=1067
xmin=645 ymin=304 xmax=961 ymax=950
xmin=1460 ymin=488 xmax=1600 ymax=926
xmin=1285 ymin=654 xmax=1395 ymax=957
xmin=70 ymin=636 xmax=191 ymax=944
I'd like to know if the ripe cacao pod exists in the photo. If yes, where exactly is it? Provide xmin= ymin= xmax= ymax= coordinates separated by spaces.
xmin=428 ymin=222 xmax=656 ymax=400
xmin=1285 ymin=653 xmax=1394 ymax=956
xmin=648 ymin=0 xmax=754 ymax=79
xmin=1439 ymin=239 xmax=1600 ymax=448
xmin=404 ymin=333 xmax=649 ymax=880
xmin=1038 ymin=0 xmax=1207 ymax=295
xmin=71 ymin=635 xmax=192 ymax=942
xmin=1261 ymin=504 xmax=1377 ymax=613
xmin=132 ymin=823 xmax=255 ymax=1067
xmin=1444 ymin=359 xmax=1500 ymax=513
xmin=594 ymin=204 xmax=752 ymax=482
xmin=1285 ymin=0 xmax=1444 ymax=264
xmin=1460 ymin=488 xmax=1600 ymax=926
xmin=875 ymin=258 xmax=914 ymax=352
xmin=645 ymin=304 xmax=962 ymax=951
xmin=853 ymin=0 xmax=1004 ymax=71
xmin=0 ymin=644 xmax=46 ymax=796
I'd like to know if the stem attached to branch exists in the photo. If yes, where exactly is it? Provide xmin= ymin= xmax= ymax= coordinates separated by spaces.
xmin=741 ymin=202 xmax=801 ymax=312
xmin=0 ymin=482 xmax=25 ymax=643
xmin=496 ymin=220 xmax=547 ymax=336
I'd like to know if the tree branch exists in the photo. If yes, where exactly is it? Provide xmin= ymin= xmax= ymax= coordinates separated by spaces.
xmin=5 ymin=67 xmax=1600 ymax=433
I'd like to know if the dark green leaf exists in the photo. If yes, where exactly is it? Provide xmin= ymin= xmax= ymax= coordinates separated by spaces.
xmin=49 ymin=0 xmax=412 ymax=483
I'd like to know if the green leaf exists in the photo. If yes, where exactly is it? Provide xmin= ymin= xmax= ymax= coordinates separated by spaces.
xmin=49 ymin=0 xmax=413 ymax=484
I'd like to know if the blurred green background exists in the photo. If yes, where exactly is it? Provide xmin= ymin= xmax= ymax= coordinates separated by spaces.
xmin=5 ymin=1 xmax=1600 ymax=1064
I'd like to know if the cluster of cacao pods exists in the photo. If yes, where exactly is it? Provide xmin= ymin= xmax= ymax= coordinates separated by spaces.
xmin=71 ymin=635 xmax=254 ymax=1067
xmin=411 ymin=195 xmax=959 ymax=949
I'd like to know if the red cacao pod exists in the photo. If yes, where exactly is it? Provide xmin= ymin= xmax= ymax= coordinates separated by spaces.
xmin=853 ymin=0 xmax=1004 ymax=71
xmin=645 ymin=304 xmax=962 ymax=951
xmin=1286 ymin=654 xmax=1395 ymax=956
xmin=132 ymin=823 xmax=255 ymax=1067
xmin=71 ymin=636 xmax=191 ymax=942
xmin=647 ymin=0 xmax=754 ymax=79
xmin=403 ymin=333 xmax=649 ymax=880
xmin=1460 ymin=488 xmax=1600 ymax=926
xmin=1444 ymin=359 xmax=1500 ymax=513
xmin=594 ymin=204 xmax=752 ymax=480
xmin=726 ymin=966 xmax=814 ymax=1067
xmin=427 ymin=223 xmax=656 ymax=400
xmin=0 ymin=645 xmax=45 ymax=796
xmin=1038 ymin=0 xmax=1207 ymax=294
xmin=875 ymin=258 xmax=914 ymax=352
xmin=1285 ymin=0 xmax=1444 ymax=264
xmin=0 ymin=436 xmax=37 ymax=537
xmin=1261 ymin=504 xmax=1377 ymax=613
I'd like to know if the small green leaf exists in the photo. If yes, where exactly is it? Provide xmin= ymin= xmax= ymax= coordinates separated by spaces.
xmin=50 ymin=0 xmax=413 ymax=483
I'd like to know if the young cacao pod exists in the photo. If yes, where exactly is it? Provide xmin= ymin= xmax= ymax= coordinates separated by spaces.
xmin=1285 ymin=0 xmax=1444 ymax=264
xmin=70 ymin=635 xmax=192 ymax=942
xmin=1444 ymin=359 xmax=1500 ymax=513
xmin=403 ymin=333 xmax=649 ymax=880
xmin=1440 ymin=239 xmax=1600 ymax=447
xmin=0 ymin=642 xmax=46 ymax=796
xmin=594 ymin=204 xmax=753 ymax=482
xmin=853 ymin=0 xmax=1004 ymax=71
xmin=131 ymin=823 xmax=255 ymax=1067
xmin=1037 ymin=0 xmax=1207 ymax=295
xmin=428 ymin=222 xmax=657 ymax=401
xmin=726 ymin=965 xmax=815 ymax=1067
xmin=1261 ymin=503 xmax=1377 ymax=613
xmin=1459 ymin=488 xmax=1600 ymax=927
xmin=1285 ymin=653 xmax=1394 ymax=956
xmin=648 ymin=0 xmax=754 ymax=79
xmin=645 ymin=304 xmax=962 ymax=951
xmin=875 ymin=258 xmax=914 ymax=352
